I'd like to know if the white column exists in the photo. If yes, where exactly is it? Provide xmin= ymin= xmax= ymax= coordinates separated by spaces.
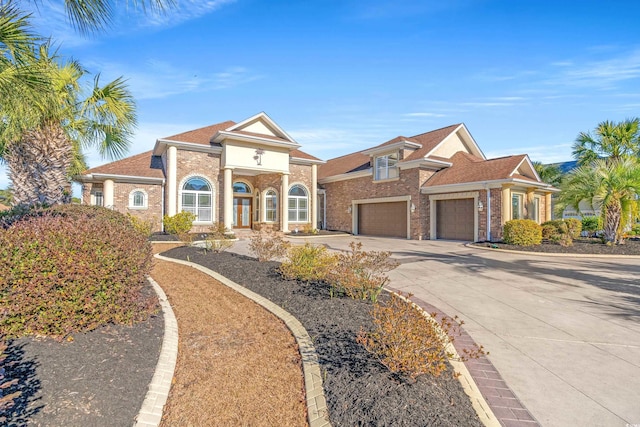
xmin=501 ymin=185 xmax=512 ymax=225
xmin=545 ymin=192 xmax=552 ymax=221
xmin=223 ymin=168 xmax=233 ymax=230
xmin=281 ymin=173 xmax=289 ymax=232
xmin=103 ymin=179 xmax=114 ymax=208
xmin=167 ymin=146 xmax=177 ymax=216
xmin=311 ymin=164 xmax=318 ymax=230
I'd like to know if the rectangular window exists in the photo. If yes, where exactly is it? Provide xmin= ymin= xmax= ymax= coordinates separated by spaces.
xmin=532 ymin=197 xmax=540 ymax=223
xmin=197 ymin=194 xmax=212 ymax=222
xmin=94 ymin=191 xmax=103 ymax=207
xmin=374 ymin=152 xmax=399 ymax=180
xmin=512 ymin=194 xmax=523 ymax=220
xmin=266 ymin=193 xmax=277 ymax=222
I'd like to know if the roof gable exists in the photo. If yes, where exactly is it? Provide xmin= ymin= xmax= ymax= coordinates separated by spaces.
xmin=225 ymin=112 xmax=296 ymax=143
xmin=424 ymin=124 xmax=485 ymax=160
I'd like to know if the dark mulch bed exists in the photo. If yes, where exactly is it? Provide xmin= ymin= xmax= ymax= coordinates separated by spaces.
xmin=475 ymin=237 xmax=640 ymax=255
xmin=1 ymin=284 xmax=163 ymax=427
xmin=162 ymin=247 xmax=482 ymax=427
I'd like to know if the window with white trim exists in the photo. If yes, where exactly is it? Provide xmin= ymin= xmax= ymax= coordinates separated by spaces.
xmin=182 ymin=177 xmax=212 ymax=222
xmin=374 ymin=152 xmax=399 ymax=180
xmin=265 ymin=189 xmax=277 ymax=222
xmin=288 ymin=185 xmax=308 ymax=222
xmin=512 ymin=193 xmax=524 ymax=220
xmin=129 ymin=190 xmax=147 ymax=209
xmin=93 ymin=191 xmax=103 ymax=207
xmin=531 ymin=197 xmax=540 ymax=223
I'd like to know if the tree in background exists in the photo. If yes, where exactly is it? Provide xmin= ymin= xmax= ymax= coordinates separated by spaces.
xmin=572 ymin=118 xmax=640 ymax=166
xmin=558 ymin=158 xmax=640 ymax=244
xmin=533 ymin=161 xmax=563 ymax=187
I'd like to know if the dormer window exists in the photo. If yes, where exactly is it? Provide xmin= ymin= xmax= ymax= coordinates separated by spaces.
xmin=374 ymin=152 xmax=399 ymax=180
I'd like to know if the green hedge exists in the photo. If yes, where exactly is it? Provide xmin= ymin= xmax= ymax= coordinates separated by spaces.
xmin=503 ymin=219 xmax=542 ymax=246
xmin=0 ymin=205 xmax=155 ymax=339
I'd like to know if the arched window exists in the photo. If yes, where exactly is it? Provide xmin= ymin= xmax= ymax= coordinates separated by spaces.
xmin=288 ymin=185 xmax=308 ymax=222
xmin=129 ymin=190 xmax=147 ymax=209
xmin=265 ymin=189 xmax=277 ymax=222
xmin=233 ymin=182 xmax=251 ymax=193
xmin=182 ymin=177 xmax=212 ymax=222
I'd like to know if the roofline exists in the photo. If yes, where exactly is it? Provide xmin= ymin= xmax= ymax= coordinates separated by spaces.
xmin=421 ymin=178 xmax=558 ymax=194
xmin=226 ymin=112 xmax=297 ymax=143
xmin=318 ymin=169 xmax=371 ymax=184
xmin=511 ymin=155 xmax=542 ymax=182
xmin=398 ymin=157 xmax=453 ymax=170
xmin=212 ymin=131 xmax=302 ymax=150
xmin=361 ymin=140 xmax=422 ymax=156
xmin=290 ymin=157 xmax=326 ymax=165
xmin=75 ymin=173 xmax=166 ymax=184
xmin=424 ymin=123 xmax=486 ymax=160
xmin=153 ymin=139 xmax=223 ymax=155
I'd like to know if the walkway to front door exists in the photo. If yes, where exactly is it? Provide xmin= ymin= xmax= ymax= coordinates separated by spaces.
xmin=233 ymin=197 xmax=252 ymax=228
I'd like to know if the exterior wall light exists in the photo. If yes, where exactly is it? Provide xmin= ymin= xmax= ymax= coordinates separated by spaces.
xmin=347 ymin=206 xmax=352 ymax=214
xmin=410 ymin=203 xmax=416 ymax=213
xmin=478 ymin=200 xmax=484 ymax=211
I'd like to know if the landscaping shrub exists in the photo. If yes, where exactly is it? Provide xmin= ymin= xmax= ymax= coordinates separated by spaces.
xmin=201 ymin=222 xmax=235 ymax=253
xmin=581 ymin=216 xmax=600 ymax=237
xmin=0 ymin=206 xmax=156 ymax=339
xmin=127 ymin=213 xmax=154 ymax=237
xmin=302 ymin=223 xmax=318 ymax=235
xmin=208 ymin=222 xmax=234 ymax=239
xmin=503 ymin=219 xmax=542 ymax=246
xmin=564 ymin=218 xmax=582 ymax=239
xmin=357 ymin=293 xmax=486 ymax=380
xmin=248 ymin=231 xmax=291 ymax=262
xmin=280 ymin=243 xmax=337 ymax=282
xmin=550 ymin=233 xmax=573 ymax=247
xmin=326 ymin=242 xmax=399 ymax=302
xmin=163 ymin=211 xmax=196 ymax=236
xmin=0 ymin=203 xmax=45 ymax=229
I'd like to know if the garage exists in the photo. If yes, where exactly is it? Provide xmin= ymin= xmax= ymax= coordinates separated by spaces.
xmin=357 ymin=201 xmax=407 ymax=238
xmin=436 ymin=199 xmax=474 ymax=240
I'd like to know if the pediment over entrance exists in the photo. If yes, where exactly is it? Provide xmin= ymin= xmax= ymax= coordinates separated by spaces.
xmin=214 ymin=112 xmax=300 ymax=149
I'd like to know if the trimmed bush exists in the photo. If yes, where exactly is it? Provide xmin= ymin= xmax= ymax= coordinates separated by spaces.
xmin=127 ymin=213 xmax=154 ymax=237
xmin=503 ymin=219 xmax=542 ymax=246
xmin=280 ymin=243 xmax=337 ymax=282
xmin=581 ymin=216 xmax=600 ymax=237
xmin=564 ymin=218 xmax=582 ymax=239
xmin=357 ymin=293 xmax=486 ymax=379
xmin=0 ymin=205 xmax=155 ymax=339
xmin=326 ymin=242 xmax=399 ymax=302
xmin=248 ymin=231 xmax=291 ymax=262
xmin=163 ymin=211 xmax=196 ymax=236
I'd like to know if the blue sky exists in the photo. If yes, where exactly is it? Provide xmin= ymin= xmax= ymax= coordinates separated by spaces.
xmin=2 ymin=0 xmax=640 ymax=191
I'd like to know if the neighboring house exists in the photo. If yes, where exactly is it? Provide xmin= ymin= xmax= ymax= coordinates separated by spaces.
xmin=76 ymin=113 xmax=557 ymax=241
xmin=318 ymin=124 xmax=557 ymax=241
xmin=76 ymin=112 xmax=324 ymax=233
xmin=546 ymin=160 xmax=599 ymax=219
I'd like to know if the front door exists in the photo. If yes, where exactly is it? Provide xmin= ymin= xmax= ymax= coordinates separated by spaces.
xmin=233 ymin=197 xmax=252 ymax=228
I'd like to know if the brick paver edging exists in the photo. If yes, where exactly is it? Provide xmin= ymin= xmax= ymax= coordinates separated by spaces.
xmin=468 ymin=242 xmax=640 ymax=259
xmin=134 ymin=277 xmax=179 ymax=427
xmin=398 ymin=290 xmax=541 ymax=427
xmin=154 ymin=254 xmax=331 ymax=427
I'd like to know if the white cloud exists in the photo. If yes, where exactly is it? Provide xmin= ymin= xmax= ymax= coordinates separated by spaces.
xmin=126 ymin=0 xmax=237 ymax=29
xmin=485 ymin=143 xmax=574 ymax=164
xmin=85 ymin=59 xmax=263 ymax=100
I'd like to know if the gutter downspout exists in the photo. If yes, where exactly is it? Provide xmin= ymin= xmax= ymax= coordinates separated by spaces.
xmin=161 ymin=179 xmax=166 ymax=232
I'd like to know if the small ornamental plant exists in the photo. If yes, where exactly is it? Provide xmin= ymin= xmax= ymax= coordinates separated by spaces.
xmin=357 ymin=293 xmax=486 ymax=380
xmin=280 ymin=243 xmax=336 ymax=282
xmin=248 ymin=230 xmax=291 ymax=262
xmin=326 ymin=242 xmax=399 ymax=302
xmin=503 ymin=219 xmax=542 ymax=246
xmin=163 ymin=211 xmax=196 ymax=238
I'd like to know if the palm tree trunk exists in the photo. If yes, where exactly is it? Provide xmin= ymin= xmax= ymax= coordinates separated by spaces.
xmin=603 ymin=199 xmax=622 ymax=244
xmin=5 ymin=122 xmax=72 ymax=206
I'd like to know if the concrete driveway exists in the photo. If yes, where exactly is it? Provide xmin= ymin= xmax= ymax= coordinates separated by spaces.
xmin=267 ymin=236 xmax=640 ymax=427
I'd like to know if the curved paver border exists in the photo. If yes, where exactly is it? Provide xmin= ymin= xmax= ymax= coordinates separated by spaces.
xmin=467 ymin=242 xmax=640 ymax=259
xmin=400 ymin=290 xmax=541 ymax=427
xmin=154 ymin=253 xmax=331 ymax=427
xmin=134 ymin=277 xmax=179 ymax=427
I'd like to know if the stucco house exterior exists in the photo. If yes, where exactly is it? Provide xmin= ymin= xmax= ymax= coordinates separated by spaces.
xmin=77 ymin=112 xmax=557 ymax=241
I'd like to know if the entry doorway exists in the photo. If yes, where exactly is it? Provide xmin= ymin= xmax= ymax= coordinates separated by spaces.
xmin=233 ymin=197 xmax=252 ymax=228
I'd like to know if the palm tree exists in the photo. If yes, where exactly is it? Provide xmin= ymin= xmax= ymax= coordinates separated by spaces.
xmin=533 ymin=161 xmax=563 ymax=187
xmin=558 ymin=158 xmax=640 ymax=244
xmin=3 ymin=48 xmax=136 ymax=205
xmin=573 ymin=119 xmax=640 ymax=166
